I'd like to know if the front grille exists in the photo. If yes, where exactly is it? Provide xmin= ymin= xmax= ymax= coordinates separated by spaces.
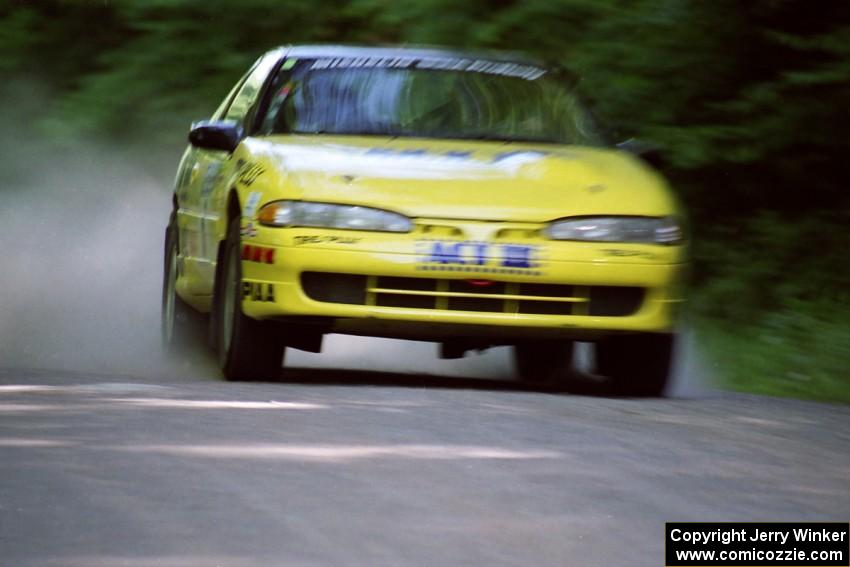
xmin=374 ymin=277 xmax=435 ymax=308
xmin=300 ymin=272 xmax=644 ymax=317
xmin=588 ymin=286 xmax=645 ymax=316
xmin=300 ymin=272 xmax=367 ymax=305
xmin=518 ymin=283 xmax=576 ymax=315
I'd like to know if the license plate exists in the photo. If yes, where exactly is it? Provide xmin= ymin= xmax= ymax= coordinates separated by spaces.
xmin=415 ymin=240 xmax=540 ymax=274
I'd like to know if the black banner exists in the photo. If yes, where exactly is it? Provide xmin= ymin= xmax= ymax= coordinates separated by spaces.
xmin=666 ymin=523 xmax=849 ymax=566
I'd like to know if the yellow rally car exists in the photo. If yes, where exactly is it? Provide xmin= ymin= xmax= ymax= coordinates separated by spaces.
xmin=162 ymin=45 xmax=687 ymax=395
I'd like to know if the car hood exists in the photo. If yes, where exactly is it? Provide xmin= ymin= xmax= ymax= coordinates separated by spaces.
xmin=244 ymin=135 xmax=677 ymax=222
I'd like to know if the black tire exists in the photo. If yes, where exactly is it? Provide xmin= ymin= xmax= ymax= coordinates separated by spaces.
xmin=513 ymin=340 xmax=574 ymax=386
xmin=594 ymin=333 xmax=675 ymax=397
xmin=161 ymin=223 xmax=199 ymax=354
xmin=208 ymin=239 xmax=225 ymax=352
xmin=215 ymin=218 xmax=285 ymax=381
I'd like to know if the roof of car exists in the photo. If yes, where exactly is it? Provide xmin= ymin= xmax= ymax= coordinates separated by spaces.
xmin=269 ymin=44 xmax=548 ymax=67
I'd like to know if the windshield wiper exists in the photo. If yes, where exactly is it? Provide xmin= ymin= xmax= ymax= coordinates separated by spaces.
xmin=286 ymin=129 xmax=562 ymax=144
xmin=289 ymin=128 xmax=417 ymax=138
xmin=437 ymin=131 xmax=563 ymax=144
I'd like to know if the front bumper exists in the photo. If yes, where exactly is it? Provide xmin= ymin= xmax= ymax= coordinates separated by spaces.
xmin=239 ymin=225 xmax=687 ymax=340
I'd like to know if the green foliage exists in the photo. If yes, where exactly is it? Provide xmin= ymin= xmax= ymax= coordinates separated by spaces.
xmin=1 ymin=0 xmax=359 ymax=139
xmin=693 ymin=210 xmax=850 ymax=322
xmin=699 ymin=302 xmax=850 ymax=403
xmin=691 ymin=210 xmax=850 ymax=402
xmin=1 ymin=0 xmax=847 ymax=399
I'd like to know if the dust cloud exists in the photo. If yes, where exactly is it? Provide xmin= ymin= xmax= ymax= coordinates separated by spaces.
xmin=0 ymin=142 xmax=171 ymax=374
xmin=288 ymin=337 xmax=516 ymax=379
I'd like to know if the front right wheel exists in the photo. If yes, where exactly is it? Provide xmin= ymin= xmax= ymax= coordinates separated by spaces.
xmin=215 ymin=218 xmax=285 ymax=381
xmin=594 ymin=333 xmax=675 ymax=397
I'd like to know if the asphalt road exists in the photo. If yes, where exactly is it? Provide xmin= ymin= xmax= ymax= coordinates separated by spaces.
xmin=1 ymin=342 xmax=849 ymax=567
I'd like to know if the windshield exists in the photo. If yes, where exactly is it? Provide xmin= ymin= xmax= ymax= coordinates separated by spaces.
xmin=257 ymin=57 xmax=605 ymax=145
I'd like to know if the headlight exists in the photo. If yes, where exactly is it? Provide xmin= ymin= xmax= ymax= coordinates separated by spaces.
xmin=257 ymin=200 xmax=412 ymax=233
xmin=545 ymin=216 xmax=683 ymax=244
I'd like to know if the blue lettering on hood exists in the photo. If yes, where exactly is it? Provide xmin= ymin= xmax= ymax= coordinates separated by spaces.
xmin=364 ymin=147 xmax=550 ymax=165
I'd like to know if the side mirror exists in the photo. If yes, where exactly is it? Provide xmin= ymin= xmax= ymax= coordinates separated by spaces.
xmin=616 ymin=138 xmax=666 ymax=169
xmin=188 ymin=120 xmax=243 ymax=152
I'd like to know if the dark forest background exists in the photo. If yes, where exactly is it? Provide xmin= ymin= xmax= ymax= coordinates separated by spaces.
xmin=1 ymin=0 xmax=848 ymax=400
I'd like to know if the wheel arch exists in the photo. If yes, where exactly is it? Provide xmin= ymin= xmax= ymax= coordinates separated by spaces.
xmin=218 ymin=187 xmax=242 ymax=262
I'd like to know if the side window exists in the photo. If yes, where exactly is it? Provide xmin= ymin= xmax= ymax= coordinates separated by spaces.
xmin=220 ymin=54 xmax=282 ymax=129
xmin=211 ymin=67 xmax=255 ymax=121
xmin=256 ymin=61 xmax=299 ymax=135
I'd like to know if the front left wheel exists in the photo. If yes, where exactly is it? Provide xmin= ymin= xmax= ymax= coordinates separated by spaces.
xmin=513 ymin=340 xmax=575 ymax=387
xmin=215 ymin=218 xmax=285 ymax=381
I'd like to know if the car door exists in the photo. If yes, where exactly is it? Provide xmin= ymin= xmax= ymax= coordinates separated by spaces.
xmin=175 ymin=53 xmax=281 ymax=297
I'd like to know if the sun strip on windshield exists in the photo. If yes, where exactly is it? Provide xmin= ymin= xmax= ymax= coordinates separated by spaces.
xmin=309 ymin=57 xmax=547 ymax=81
